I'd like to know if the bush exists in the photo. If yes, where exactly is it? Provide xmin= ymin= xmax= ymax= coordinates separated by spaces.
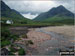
xmin=1 ymin=40 xmax=11 ymax=47
xmin=28 ymin=40 xmax=34 ymax=45
xmin=22 ymin=35 xmax=28 ymax=38
xmin=18 ymin=48 xmax=26 ymax=55
xmin=1 ymin=28 xmax=10 ymax=38
xmin=9 ymin=47 xmax=17 ymax=53
xmin=10 ymin=34 xmax=18 ymax=41
xmin=9 ymin=52 xmax=15 ymax=55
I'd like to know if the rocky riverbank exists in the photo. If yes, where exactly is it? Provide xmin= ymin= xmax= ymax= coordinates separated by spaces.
xmin=27 ymin=29 xmax=51 ymax=45
xmin=9 ymin=26 xmax=74 ymax=55
xmin=26 ymin=26 xmax=74 ymax=55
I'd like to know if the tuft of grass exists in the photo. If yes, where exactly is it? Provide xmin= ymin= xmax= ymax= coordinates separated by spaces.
xmin=18 ymin=48 xmax=26 ymax=55
xmin=28 ymin=40 xmax=34 ymax=45
xmin=21 ymin=35 xmax=28 ymax=38
xmin=1 ymin=40 xmax=11 ymax=47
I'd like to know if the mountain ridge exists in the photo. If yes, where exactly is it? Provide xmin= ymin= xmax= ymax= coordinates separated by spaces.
xmin=33 ymin=5 xmax=74 ymax=22
xmin=1 ymin=1 xmax=31 ymax=24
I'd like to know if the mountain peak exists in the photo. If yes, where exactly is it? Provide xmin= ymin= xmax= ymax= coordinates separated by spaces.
xmin=48 ymin=5 xmax=66 ymax=13
xmin=57 ymin=5 xmax=64 ymax=8
xmin=56 ymin=5 xmax=66 ymax=10
xmin=34 ymin=5 xmax=74 ymax=21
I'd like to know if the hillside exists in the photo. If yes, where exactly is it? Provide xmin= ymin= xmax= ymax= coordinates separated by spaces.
xmin=1 ymin=1 xmax=31 ymax=24
xmin=33 ymin=5 xmax=74 ymax=24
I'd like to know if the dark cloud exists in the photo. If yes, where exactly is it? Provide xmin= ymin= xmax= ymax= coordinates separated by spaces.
xmin=3 ymin=0 xmax=74 ymax=14
xmin=2 ymin=0 xmax=75 ymax=19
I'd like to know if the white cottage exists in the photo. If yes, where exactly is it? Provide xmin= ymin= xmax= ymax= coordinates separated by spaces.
xmin=6 ymin=20 xmax=13 ymax=24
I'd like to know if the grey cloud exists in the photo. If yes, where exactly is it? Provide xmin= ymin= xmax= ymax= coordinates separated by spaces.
xmin=54 ymin=0 xmax=75 ymax=13
xmin=3 ymin=0 xmax=75 ymax=14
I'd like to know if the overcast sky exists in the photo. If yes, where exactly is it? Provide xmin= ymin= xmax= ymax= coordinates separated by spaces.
xmin=3 ymin=0 xmax=75 ymax=19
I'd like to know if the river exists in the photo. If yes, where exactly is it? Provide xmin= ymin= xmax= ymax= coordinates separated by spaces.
xmin=11 ymin=26 xmax=74 ymax=55
xmin=28 ymin=28 xmax=74 ymax=55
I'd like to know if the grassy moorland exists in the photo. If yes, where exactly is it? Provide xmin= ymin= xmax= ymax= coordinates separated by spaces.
xmin=1 ymin=23 xmax=33 ymax=55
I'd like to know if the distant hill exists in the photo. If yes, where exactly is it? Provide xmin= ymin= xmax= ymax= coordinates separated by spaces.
xmin=33 ymin=5 xmax=74 ymax=24
xmin=1 ymin=1 xmax=31 ymax=24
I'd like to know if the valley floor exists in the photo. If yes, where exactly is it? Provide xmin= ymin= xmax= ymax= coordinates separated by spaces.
xmin=27 ymin=25 xmax=75 ymax=55
xmin=10 ymin=25 xmax=74 ymax=55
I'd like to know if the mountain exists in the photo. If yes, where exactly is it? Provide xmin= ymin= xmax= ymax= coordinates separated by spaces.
xmin=33 ymin=5 xmax=74 ymax=24
xmin=1 ymin=1 xmax=31 ymax=23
